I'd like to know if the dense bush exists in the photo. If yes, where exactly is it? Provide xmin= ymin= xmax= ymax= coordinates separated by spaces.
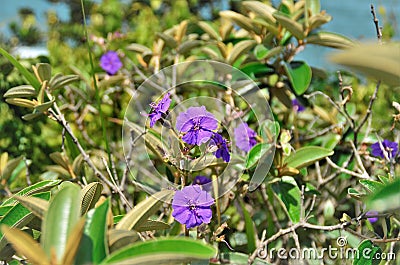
xmin=0 ymin=0 xmax=399 ymax=264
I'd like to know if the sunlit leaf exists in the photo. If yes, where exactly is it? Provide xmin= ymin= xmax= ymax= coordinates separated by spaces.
xmin=41 ymin=182 xmax=81 ymax=261
xmin=80 ymin=182 xmax=103 ymax=216
xmin=330 ymin=42 xmax=400 ymax=86
xmin=353 ymin=240 xmax=382 ymax=265
xmin=273 ymin=12 xmax=305 ymax=40
xmin=3 ymin=85 xmax=37 ymax=98
xmin=1 ymin=225 xmax=49 ymax=265
xmin=100 ymin=238 xmax=217 ymax=265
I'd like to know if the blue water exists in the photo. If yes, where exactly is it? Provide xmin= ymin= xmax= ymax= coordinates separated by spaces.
xmin=1 ymin=0 xmax=399 ymax=68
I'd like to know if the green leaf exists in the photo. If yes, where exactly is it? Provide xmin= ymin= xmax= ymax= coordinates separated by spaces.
xmin=1 ymin=156 xmax=23 ymax=182
xmin=220 ymin=10 xmax=261 ymax=34
xmin=14 ymin=196 xmax=49 ymax=219
xmin=306 ymin=0 xmax=320 ymax=15
xmin=0 ymin=192 xmax=51 ymax=251
xmin=48 ymin=74 xmax=80 ymax=91
xmin=108 ymin=229 xmax=140 ymax=253
xmin=41 ymin=182 xmax=81 ymax=261
xmin=284 ymin=146 xmax=334 ymax=169
xmin=254 ymin=44 xmax=269 ymax=60
xmin=198 ymin=21 xmax=220 ymax=40
xmin=359 ymin=180 xmax=384 ymax=193
xmin=353 ymin=240 xmax=382 ymax=265
xmin=135 ymin=220 xmax=170 ymax=232
xmin=227 ymin=40 xmax=257 ymax=65
xmin=1 ymin=180 xmax=61 ymax=206
xmin=242 ymin=1 xmax=276 ymax=25
xmin=272 ymin=176 xmax=301 ymax=223
xmin=284 ymin=61 xmax=312 ymax=95
xmin=273 ymin=12 xmax=305 ymax=40
xmin=1 ymin=225 xmax=50 ymax=265
xmin=238 ymin=199 xmax=256 ymax=253
xmin=34 ymin=63 xmax=52 ymax=83
xmin=3 ymin=85 xmax=37 ymax=98
xmin=366 ymin=178 xmax=400 ymax=211
xmin=330 ymin=43 xmax=400 ymax=86
xmin=80 ymin=182 xmax=103 ymax=215
xmin=156 ymin=32 xmax=177 ymax=48
xmin=306 ymin=31 xmax=355 ymax=49
xmin=220 ymin=252 xmax=271 ymax=265
xmin=246 ymin=143 xmax=272 ymax=169
xmin=116 ymin=189 xmax=174 ymax=231
xmin=100 ymin=238 xmax=217 ymax=265
xmin=0 ymin=47 xmax=41 ymax=90
xmin=75 ymin=198 xmax=109 ymax=264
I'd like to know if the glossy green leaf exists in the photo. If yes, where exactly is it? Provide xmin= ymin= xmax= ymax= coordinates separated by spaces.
xmin=0 ymin=192 xmax=50 ymax=251
xmin=116 ymin=190 xmax=174 ymax=231
xmin=41 ymin=182 xmax=81 ymax=261
xmin=284 ymin=146 xmax=334 ymax=169
xmin=246 ymin=143 xmax=272 ymax=169
xmin=0 ymin=47 xmax=41 ymax=90
xmin=100 ymin=238 xmax=217 ymax=265
xmin=238 ymin=199 xmax=256 ymax=253
xmin=1 ymin=180 xmax=61 ymax=206
xmin=272 ymin=176 xmax=301 ymax=223
xmin=0 ymin=206 xmax=12 ymax=217
xmin=75 ymin=198 xmax=109 ymax=264
xmin=366 ymin=178 xmax=400 ymax=211
xmin=330 ymin=43 xmax=400 ymax=86
xmin=284 ymin=61 xmax=312 ymax=95
xmin=5 ymin=98 xmax=36 ymax=109
xmin=353 ymin=240 xmax=382 ymax=265
xmin=80 ymin=182 xmax=103 ymax=215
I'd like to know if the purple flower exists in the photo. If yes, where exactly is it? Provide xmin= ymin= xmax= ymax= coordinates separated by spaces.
xmin=371 ymin=140 xmax=398 ymax=159
xmin=172 ymin=185 xmax=214 ymax=228
xmin=366 ymin=211 xmax=379 ymax=223
xmin=234 ymin=123 xmax=257 ymax=152
xmin=149 ymin=93 xmax=171 ymax=127
xmin=100 ymin=51 xmax=122 ymax=75
xmin=176 ymin=106 xmax=218 ymax=145
xmin=193 ymin=175 xmax=212 ymax=192
xmin=210 ymin=133 xmax=230 ymax=162
xmin=292 ymin=99 xmax=305 ymax=112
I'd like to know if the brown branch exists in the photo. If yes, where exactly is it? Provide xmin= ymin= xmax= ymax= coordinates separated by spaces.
xmin=371 ymin=5 xmax=383 ymax=42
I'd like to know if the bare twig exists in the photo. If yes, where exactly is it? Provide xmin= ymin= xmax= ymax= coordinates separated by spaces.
xmin=326 ymin=157 xmax=367 ymax=179
xmin=371 ymin=4 xmax=383 ymax=42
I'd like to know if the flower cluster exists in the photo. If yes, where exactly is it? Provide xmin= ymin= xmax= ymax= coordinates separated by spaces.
xmin=147 ymin=97 xmax=261 ymax=229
